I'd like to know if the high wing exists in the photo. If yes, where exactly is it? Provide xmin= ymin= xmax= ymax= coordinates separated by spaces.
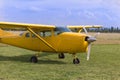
xmin=0 ymin=22 xmax=57 ymax=52
xmin=0 ymin=22 xmax=55 ymax=30
xmin=67 ymin=25 xmax=102 ymax=32
xmin=68 ymin=25 xmax=102 ymax=28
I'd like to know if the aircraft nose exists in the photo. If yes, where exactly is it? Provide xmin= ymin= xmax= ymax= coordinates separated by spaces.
xmin=85 ymin=36 xmax=96 ymax=43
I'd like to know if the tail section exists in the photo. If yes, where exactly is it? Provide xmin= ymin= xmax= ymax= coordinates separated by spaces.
xmin=0 ymin=29 xmax=17 ymax=38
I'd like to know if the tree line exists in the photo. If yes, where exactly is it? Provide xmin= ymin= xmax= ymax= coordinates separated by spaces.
xmin=87 ymin=27 xmax=120 ymax=33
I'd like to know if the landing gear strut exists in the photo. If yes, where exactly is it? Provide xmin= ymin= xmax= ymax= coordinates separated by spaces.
xmin=58 ymin=53 xmax=65 ymax=59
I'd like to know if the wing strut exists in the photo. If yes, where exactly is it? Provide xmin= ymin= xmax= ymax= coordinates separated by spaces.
xmin=78 ymin=29 xmax=83 ymax=33
xmin=27 ymin=27 xmax=57 ymax=52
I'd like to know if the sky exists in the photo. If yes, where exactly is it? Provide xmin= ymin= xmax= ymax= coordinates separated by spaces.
xmin=0 ymin=0 xmax=120 ymax=28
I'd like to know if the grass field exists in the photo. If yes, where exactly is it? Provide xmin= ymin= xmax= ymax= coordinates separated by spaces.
xmin=0 ymin=33 xmax=120 ymax=80
xmin=90 ymin=33 xmax=120 ymax=44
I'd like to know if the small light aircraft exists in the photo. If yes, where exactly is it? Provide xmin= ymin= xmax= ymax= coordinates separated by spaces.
xmin=0 ymin=22 xmax=102 ymax=64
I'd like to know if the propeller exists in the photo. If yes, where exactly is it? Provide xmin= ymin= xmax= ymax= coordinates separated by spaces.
xmin=86 ymin=36 xmax=96 ymax=60
xmin=83 ymin=27 xmax=100 ymax=60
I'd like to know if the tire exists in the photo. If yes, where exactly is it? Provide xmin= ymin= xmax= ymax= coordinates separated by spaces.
xmin=73 ymin=58 xmax=80 ymax=64
xmin=30 ymin=56 xmax=38 ymax=63
xmin=58 ymin=53 xmax=65 ymax=59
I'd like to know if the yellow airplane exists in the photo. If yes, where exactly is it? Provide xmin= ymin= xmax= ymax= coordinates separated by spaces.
xmin=0 ymin=22 xmax=102 ymax=64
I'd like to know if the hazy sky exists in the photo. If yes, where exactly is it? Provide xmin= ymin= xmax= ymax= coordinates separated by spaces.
xmin=0 ymin=0 xmax=120 ymax=27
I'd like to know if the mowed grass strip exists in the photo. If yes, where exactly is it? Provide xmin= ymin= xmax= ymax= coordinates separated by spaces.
xmin=0 ymin=44 xmax=119 ymax=80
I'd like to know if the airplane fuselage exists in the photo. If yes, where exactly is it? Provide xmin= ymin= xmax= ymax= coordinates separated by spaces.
xmin=0 ymin=31 xmax=88 ymax=53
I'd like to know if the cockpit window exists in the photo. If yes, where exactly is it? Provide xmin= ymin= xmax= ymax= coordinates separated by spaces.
xmin=40 ymin=31 xmax=52 ymax=37
xmin=33 ymin=30 xmax=52 ymax=37
xmin=32 ymin=34 xmax=36 ymax=38
xmin=55 ymin=26 xmax=71 ymax=35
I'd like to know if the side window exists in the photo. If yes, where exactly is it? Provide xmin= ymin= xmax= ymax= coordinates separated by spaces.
xmin=40 ymin=30 xmax=52 ymax=37
xmin=27 ymin=30 xmax=52 ymax=38
xmin=32 ymin=34 xmax=36 ymax=38
xmin=25 ymin=32 xmax=30 ymax=38
xmin=45 ymin=31 xmax=52 ymax=37
xmin=40 ymin=31 xmax=45 ymax=37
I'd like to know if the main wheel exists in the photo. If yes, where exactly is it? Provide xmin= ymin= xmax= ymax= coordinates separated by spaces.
xmin=58 ymin=53 xmax=65 ymax=59
xmin=73 ymin=58 xmax=80 ymax=64
xmin=30 ymin=56 xmax=38 ymax=63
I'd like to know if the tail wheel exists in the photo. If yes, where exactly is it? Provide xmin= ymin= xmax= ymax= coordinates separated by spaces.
xmin=73 ymin=58 xmax=80 ymax=64
xmin=58 ymin=53 xmax=65 ymax=59
xmin=30 ymin=56 xmax=38 ymax=63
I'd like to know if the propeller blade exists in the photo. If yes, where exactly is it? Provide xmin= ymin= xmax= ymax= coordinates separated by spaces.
xmin=87 ymin=43 xmax=91 ymax=60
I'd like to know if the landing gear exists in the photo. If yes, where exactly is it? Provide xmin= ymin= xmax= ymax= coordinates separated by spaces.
xmin=58 ymin=53 xmax=65 ymax=59
xmin=73 ymin=58 xmax=80 ymax=64
xmin=30 ymin=56 xmax=38 ymax=63
xmin=72 ymin=53 xmax=80 ymax=64
xmin=30 ymin=52 xmax=40 ymax=63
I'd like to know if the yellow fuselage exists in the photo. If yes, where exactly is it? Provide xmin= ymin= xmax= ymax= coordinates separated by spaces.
xmin=0 ymin=32 xmax=88 ymax=53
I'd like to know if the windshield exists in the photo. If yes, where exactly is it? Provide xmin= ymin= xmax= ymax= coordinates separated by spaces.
xmin=55 ymin=26 xmax=71 ymax=32
xmin=54 ymin=26 xmax=71 ymax=35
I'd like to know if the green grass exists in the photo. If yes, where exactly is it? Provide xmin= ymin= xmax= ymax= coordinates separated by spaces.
xmin=0 ymin=44 xmax=120 ymax=80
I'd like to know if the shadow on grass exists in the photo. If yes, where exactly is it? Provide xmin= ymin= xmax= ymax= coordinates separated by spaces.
xmin=0 ymin=53 xmax=66 ymax=64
